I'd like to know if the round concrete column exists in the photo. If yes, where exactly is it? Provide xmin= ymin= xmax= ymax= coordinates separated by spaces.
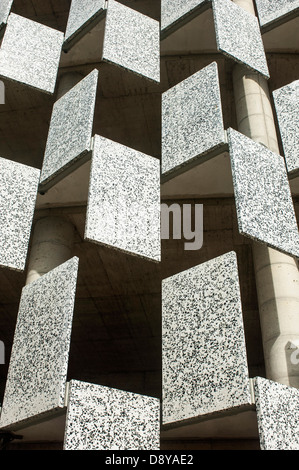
xmin=232 ymin=0 xmax=299 ymax=388
xmin=26 ymin=216 xmax=75 ymax=285
xmin=232 ymin=0 xmax=255 ymax=14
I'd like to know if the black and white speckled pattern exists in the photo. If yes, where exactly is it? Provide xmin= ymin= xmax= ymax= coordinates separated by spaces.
xmin=0 ymin=13 xmax=64 ymax=94
xmin=0 ymin=157 xmax=40 ymax=272
xmin=40 ymin=69 xmax=98 ymax=187
xmin=255 ymin=0 xmax=299 ymax=28
xmin=162 ymin=251 xmax=252 ymax=426
xmin=63 ymin=380 xmax=160 ymax=450
xmin=228 ymin=128 xmax=299 ymax=259
xmin=273 ymin=80 xmax=299 ymax=177
xmin=0 ymin=0 xmax=13 ymax=29
xmin=0 ymin=257 xmax=79 ymax=430
xmin=85 ymin=135 xmax=161 ymax=262
xmin=212 ymin=0 xmax=270 ymax=79
xmin=102 ymin=0 xmax=160 ymax=83
xmin=64 ymin=0 xmax=106 ymax=45
xmin=161 ymin=0 xmax=208 ymax=33
xmin=162 ymin=62 xmax=226 ymax=177
xmin=254 ymin=377 xmax=299 ymax=450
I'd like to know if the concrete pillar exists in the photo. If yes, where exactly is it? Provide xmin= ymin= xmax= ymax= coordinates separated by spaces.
xmin=251 ymin=245 xmax=299 ymax=387
xmin=26 ymin=216 xmax=75 ymax=285
xmin=232 ymin=0 xmax=299 ymax=388
xmin=233 ymin=66 xmax=279 ymax=153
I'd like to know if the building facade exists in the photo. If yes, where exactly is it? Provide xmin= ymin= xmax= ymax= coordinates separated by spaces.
xmin=0 ymin=0 xmax=298 ymax=451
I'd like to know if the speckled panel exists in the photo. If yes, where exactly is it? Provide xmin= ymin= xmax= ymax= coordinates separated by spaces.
xmin=162 ymin=62 xmax=226 ymax=177
xmin=255 ymin=0 xmax=299 ymax=28
xmin=228 ymin=128 xmax=299 ymax=259
xmin=40 ymin=69 xmax=98 ymax=188
xmin=64 ymin=0 xmax=106 ymax=48
xmin=254 ymin=377 xmax=299 ymax=450
xmin=212 ymin=0 xmax=269 ymax=79
xmin=273 ymin=80 xmax=299 ymax=177
xmin=0 ymin=13 xmax=63 ymax=94
xmin=63 ymin=380 xmax=160 ymax=450
xmin=102 ymin=0 xmax=160 ymax=82
xmin=0 ymin=0 xmax=13 ymax=29
xmin=85 ymin=135 xmax=161 ymax=262
xmin=161 ymin=0 xmax=208 ymax=34
xmin=0 ymin=157 xmax=40 ymax=272
xmin=0 ymin=257 xmax=79 ymax=430
xmin=162 ymin=251 xmax=252 ymax=425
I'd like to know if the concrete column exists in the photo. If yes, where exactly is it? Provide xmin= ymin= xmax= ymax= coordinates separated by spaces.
xmin=25 ymin=216 xmax=75 ymax=285
xmin=233 ymin=66 xmax=279 ymax=153
xmin=232 ymin=0 xmax=255 ymax=15
xmin=232 ymin=0 xmax=299 ymax=388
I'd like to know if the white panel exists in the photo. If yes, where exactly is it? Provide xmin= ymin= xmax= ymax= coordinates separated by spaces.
xmin=162 ymin=251 xmax=252 ymax=425
xmin=85 ymin=135 xmax=161 ymax=262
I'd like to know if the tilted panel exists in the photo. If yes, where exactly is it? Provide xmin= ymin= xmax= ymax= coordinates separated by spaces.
xmin=228 ymin=128 xmax=299 ymax=259
xmin=212 ymin=0 xmax=269 ymax=79
xmin=162 ymin=62 xmax=226 ymax=178
xmin=85 ymin=135 xmax=160 ymax=262
xmin=63 ymin=380 xmax=160 ymax=450
xmin=64 ymin=0 xmax=106 ymax=49
xmin=273 ymin=80 xmax=299 ymax=177
xmin=161 ymin=0 xmax=209 ymax=35
xmin=0 ymin=157 xmax=40 ymax=272
xmin=254 ymin=377 xmax=299 ymax=450
xmin=0 ymin=0 xmax=13 ymax=29
xmin=102 ymin=0 xmax=160 ymax=82
xmin=0 ymin=257 xmax=79 ymax=430
xmin=40 ymin=69 xmax=99 ymax=189
xmin=255 ymin=0 xmax=299 ymax=28
xmin=162 ymin=251 xmax=252 ymax=425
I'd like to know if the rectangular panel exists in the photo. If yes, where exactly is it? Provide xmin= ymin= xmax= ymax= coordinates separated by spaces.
xmin=162 ymin=62 xmax=226 ymax=178
xmin=40 ymin=69 xmax=98 ymax=189
xmin=0 ymin=13 xmax=64 ymax=94
xmin=102 ymin=0 xmax=160 ymax=82
xmin=255 ymin=0 xmax=299 ymax=28
xmin=212 ymin=0 xmax=269 ymax=79
xmin=0 ymin=157 xmax=40 ymax=272
xmin=161 ymin=0 xmax=209 ymax=36
xmin=0 ymin=0 xmax=13 ymax=29
xmin=228 ymin=128 xmax=299 ymax=259
xmin=0 ymin=257 xmax=79 ymax=430
xmin=162 ymin=251 xmax=252 ymax=425
xmin=85 ymin=135 xmax=161 ymax=262
xmin=63 ymin=380 xmax=160 ymax=450
xmin=273 ymin=80 xmax=299 ymax=177
xmin=254 ymin=377 xmax=299 ymax=450
xmin=64 ymin=0 xmax=106 ymax=50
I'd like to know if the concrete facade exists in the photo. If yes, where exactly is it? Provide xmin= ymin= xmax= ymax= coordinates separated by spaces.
xmin=0 ymin=0 xmax=298 ymax=451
